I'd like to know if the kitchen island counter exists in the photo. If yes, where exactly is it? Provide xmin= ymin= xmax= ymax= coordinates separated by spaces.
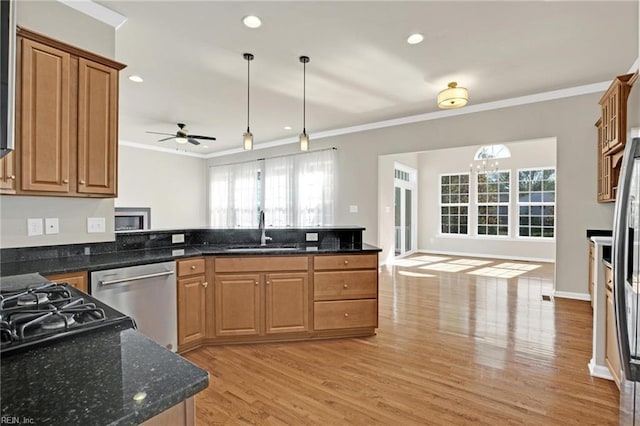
xmin=1 ymin=327 xmax=209 ymax=425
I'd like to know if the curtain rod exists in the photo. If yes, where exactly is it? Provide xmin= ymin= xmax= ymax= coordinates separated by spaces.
xmin=209 ymin=147 xmax=337 ymax=168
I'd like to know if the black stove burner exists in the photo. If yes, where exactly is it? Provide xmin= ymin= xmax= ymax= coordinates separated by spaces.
xmin=0 ymin=281 xmax=135 ymax=355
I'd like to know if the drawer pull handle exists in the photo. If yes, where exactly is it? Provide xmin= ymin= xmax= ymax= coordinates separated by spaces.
xmin=191 ymin=265 xmax=196 ymax=270
xmin=343 ymin=284 xmax=349 ymax=289
xmin=202 ymin=282 xmax=208 ymax=288
xmin=344 ymin=313 xmax=349 ymax=318
xmin=9 ymin=175 xmax=15 ymax=180
xmin=344 ymin=260 xmax=349 ymax=265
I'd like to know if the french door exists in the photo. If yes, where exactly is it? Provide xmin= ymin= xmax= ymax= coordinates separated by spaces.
xmin=394 ymin=164 xmax=417 ymax=256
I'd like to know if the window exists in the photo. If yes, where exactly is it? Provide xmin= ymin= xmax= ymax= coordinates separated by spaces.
xmin=518 ymin=168 xmax=555 ymax=238
xmin=440 ymin=174 xmax=469 ymax=235
xmin=476 ymin=171 xmax=510 ymax=236
xmin=209 ymin=149 xmax=336 ymax=228
xmin=474 ymin=144 xmax=511 ymax=160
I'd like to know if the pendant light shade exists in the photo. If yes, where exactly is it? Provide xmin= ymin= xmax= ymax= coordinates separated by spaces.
xmin=299 ymin=55 xmax=310 ymax=151
xmin=437 ymin=81 xmax=468 ymax=109
xmin=243 ymin=53 xmax=254 ymax=150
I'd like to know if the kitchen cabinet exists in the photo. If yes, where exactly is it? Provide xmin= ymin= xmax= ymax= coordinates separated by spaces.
xmin=596 ymin=72 xmax=636 ymax=202
xmin=588 ymin=241 xmax=595 ymax=308
xmin=13 ymin=27 xmax=125 ymax=198
xmin=213 ymin=256 xmax=309 ymax=338
xmin=177 ymin=258 xmax=207 ymax=350
xmin=141 ymin=397 xmax=195 ymax=426
xmin=0 ymin=152 xmax=16 ymax=193
xmin=605 ymin=264 xmax=621 ymax=389
xmin=44 ymin=271 xmax=88 ymax=293
xmin=313 ymin=254 xmax=378 ymax=331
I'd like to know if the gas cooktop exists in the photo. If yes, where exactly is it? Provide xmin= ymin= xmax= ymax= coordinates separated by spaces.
xmin=0 ymin=281 xmax=135 ymax=355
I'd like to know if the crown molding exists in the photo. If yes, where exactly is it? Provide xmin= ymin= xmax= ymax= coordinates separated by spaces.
xmin=119 ymin=141 xmax=207 ymax=158
xmin=57 ymin=0 xmax=127 ymax=29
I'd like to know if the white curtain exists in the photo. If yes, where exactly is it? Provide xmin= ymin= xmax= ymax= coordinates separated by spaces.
xmin=209 ymin=162 xmax=259 ymax=227
xmin=263 ymin=149 xmax=335 ymax=227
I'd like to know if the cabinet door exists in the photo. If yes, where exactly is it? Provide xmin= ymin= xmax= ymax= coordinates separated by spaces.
xmin=0 ymin=152 xmax=16 ymax=193
xmin=265 ymin=272 xmax=309 ymax=335
xmin=19 ymin=38 xmax=71 ymax=192
xmin=77 ymin=58 xmax=118 ymax=196
xmin=44 ymin=271 xmax=88 ymax=293
xmin=178 ymin=275 xmax=206 ymax=346
xmin=214 ymin=274 xmax=261 ymax=337
xmin=606 ymin=287 xmax=621 ymax=388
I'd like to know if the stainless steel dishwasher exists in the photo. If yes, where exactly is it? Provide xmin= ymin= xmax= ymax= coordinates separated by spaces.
xmin=91 ymin=261 xmax=177 ymax=351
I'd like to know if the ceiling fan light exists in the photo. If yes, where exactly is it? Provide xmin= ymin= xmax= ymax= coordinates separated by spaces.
xmin=437 ymin=82 xmax=468 ymax=109
xmin=299 ymin=131 xmax=309 ymax=151
xmin=243 ymin=130 xmax=254 ymax=150
xmin=175 ymin=137 xmax=188 ymax=144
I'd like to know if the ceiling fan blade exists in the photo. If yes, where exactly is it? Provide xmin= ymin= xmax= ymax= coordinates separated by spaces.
xmin=187 ymin=138 xmax=201 ymax=146
xmin=157 ymin=136 xmax=174 ymax=142
xmin=146 ymin=131 xmax=175 ymax=136
xmin=189 ymin=134 xmax=217 ymax=141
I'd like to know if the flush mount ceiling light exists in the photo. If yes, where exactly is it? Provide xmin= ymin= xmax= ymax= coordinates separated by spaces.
xmin=407 ymin=33 xmax=424 ymax=45
xmin=128 ymin=75 xmax=143 ymax=83
xmin=284 ymin=126 xmax=292 ymax=130
xmin=299 ymin=55 xmax=310 ymax=151
xmin=437 ymin=82 xmax=469 ymax=109
xmin=242 ymin=15 xmax=262 ymax=28
xmin=175 ymin=137 xmax=188 ymax=144
xmin=243 ymin=53 xmax=255 ymax=150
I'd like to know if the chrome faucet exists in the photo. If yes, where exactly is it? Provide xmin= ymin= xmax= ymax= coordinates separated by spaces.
xmin=259 ymin=210 xmax=272 ymax=246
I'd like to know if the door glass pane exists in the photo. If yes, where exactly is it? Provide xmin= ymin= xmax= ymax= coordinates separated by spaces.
xmin=395 ymin=187 xmax=401 ymax=255
xmin=405 ymin=188 xmax=412 ymax=252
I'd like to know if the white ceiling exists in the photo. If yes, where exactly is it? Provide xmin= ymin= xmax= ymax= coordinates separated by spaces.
xmin=100 ymin=1 xmax=638 ymax=157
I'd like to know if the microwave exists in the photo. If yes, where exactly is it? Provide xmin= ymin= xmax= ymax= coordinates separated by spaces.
xmin=114 ymin=207 xmax=151 ymax=231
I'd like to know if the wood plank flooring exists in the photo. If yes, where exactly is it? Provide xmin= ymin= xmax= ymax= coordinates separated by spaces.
xmin=185 ymin=254 xmax=620 ymax=425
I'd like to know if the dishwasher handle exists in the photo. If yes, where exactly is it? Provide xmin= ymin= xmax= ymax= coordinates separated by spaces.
xmin=99 ymin=270 xmax=175 ymax=286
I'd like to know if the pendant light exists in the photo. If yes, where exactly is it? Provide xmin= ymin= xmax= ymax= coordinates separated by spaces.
xmin=243 ymin=53 xmax=254 ymax=150
xmin=299 ymin=55 xmax=310 ymax=151
xmin=437 ymin=82 xmax=468 ymax=109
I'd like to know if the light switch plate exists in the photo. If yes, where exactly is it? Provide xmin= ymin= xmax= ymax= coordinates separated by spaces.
xmin=27 ymin=218 xmax=43 ymax=236
xmin=349 ymin=205 xmax=359 ymax=213
xmin=172 ymin=234 xmax=185 ymax=244
xmin=87 ymin=217 xmax=106 ymax=233
xmin=45 ymin=218 xmax=59 ymax=235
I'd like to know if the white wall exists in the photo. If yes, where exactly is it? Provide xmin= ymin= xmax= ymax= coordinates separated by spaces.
xmin=0 ymin=1 xmax=117 ymax=248
xmin=417 ymin=138 xmax=556 ymax=261
xmin=116 ymin=146 xmax=207 ymax=229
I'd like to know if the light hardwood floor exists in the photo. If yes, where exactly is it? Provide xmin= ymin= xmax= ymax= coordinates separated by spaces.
xmin=185 ymin=254 xmax=619 ymax=425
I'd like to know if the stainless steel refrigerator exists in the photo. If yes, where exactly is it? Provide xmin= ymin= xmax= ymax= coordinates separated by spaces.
xmin=613 ymin=136 xmax=640 ymax=425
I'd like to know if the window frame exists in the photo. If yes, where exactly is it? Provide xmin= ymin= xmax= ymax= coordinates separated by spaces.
xmin=439 ymin=172 xmax=471 ymax=237
xmin=516 ymin=167 xmax=556 ymax=240
xmin=475 ymin=169 xmax=511 ymax=238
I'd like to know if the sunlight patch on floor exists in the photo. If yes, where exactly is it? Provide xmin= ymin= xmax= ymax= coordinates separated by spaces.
xmin=398 ymin=270 xmax=436 ymax=278
xmin=420 ymin=263 xmax=475 ymax=272
xmin=467 ymin=267 xmax=528 ymax=278
xmin=448 ymin=259 xmax=493 ymax=266
xmin=494 ymin=262 xmax=541 ymax=271
xmin=391 ymin=259 xmax=427 ymax=267
xmin=410 ymin=255 xmax=451 ymax=263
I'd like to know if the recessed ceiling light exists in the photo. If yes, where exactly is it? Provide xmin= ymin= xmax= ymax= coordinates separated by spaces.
xmin=128 ymin=75 xmax=144 ymax=83
xmin=407 ymin=33 xmax=424 ymax=45
xmin=203 ymin=145 xmax=208 ymax=148
xmin=242 ymin=15 xmax=262 ymax=29
xmin=284 ymin=126 xmax=292 ymax=130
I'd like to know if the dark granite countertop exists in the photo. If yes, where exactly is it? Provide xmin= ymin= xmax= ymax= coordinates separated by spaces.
xmin=0 ymin=243 xmax=381 ymax=277
xmin=1 ymin=328 xmax=208 ymax=425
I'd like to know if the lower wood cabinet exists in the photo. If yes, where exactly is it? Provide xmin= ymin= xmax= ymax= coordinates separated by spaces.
xmin=177 ymin=258 xmax=207 ymax=350
xmin=140 ymin=396 xmax=195 ymax=426
xmin=588 ymin=241 xmax=595 ymax=308
xmin=214 ymin=273 xmax=261 ymax=337
xmin=605 ymin=265 xmax=621 ymax=389
xmin=265 ymin=272 xmax=309 ymax=334
xmin=314 ymin=299 xmax=377 ymax=330
xmin=44 ymin=271 xmax=88 ymax=293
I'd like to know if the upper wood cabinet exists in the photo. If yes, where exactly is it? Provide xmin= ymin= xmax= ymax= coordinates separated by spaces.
xmin=0 ymin=152 xmax=16 ymax=193
xmin=13 ymin=28 xmax=125 ymax=198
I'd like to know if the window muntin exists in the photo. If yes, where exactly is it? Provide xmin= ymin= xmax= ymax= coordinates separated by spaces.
xmin=474 ymin=144 xmax=511 ymax=160
xmin=518 ymin=168 xmax=555 ymax=238
xmin=440 ymin=174 xmax=469 ymax=235
xmin=476 ymin=171 xmax=510 ymax=236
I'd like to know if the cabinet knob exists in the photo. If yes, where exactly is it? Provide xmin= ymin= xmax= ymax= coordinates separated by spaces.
xmin=191 ymin=265 xmax=196 ymax=270
xmin=9 ymin=175 xmax=15 ymax=180
xmin=266 ymin=281 xmax=271 ymax=285
xmin=255 ymin=281 xmax=259 ymax=286
xmin=344 ymin=260 xmax=349 ymax=265
xmin=343 ymin=283 xmax=349 ymax=289
xmin=202 ymin=282 xmax=208 ymax=288
xmin=344 ymin=313 xmax=349 ymax=318
xmin=79 ymin=180 xmax=85 ymax=185
xmin=62 ymin=179 xmax=69 ymax=184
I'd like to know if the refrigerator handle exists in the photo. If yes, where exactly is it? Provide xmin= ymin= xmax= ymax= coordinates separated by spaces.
xmin=613 ymin=137 xmax=640 ymax=382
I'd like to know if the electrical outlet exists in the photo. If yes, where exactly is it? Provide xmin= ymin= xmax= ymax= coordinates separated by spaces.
xmin=87 ymin=217 xmax=106 ymax=233
xmin=172 ymin=234 xmax=185 ymax=244
xmin=349 ymin=205 xmax=359 ymax=213
xmin=27 ymin=218 xmax=43 ymax=236
xmin=306 ymin=232 xmax=318 ymax=242
xmin=45 ymin=218 xmax=59 ymax=235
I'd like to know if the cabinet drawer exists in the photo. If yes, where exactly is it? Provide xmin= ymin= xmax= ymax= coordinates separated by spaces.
xmin=314 ymin=270 xmax=377 ymax=301
xmin=314 ymin=254 xmax=377 ymax=270
xmin=215 ymin=256 xmax=308 ymax=273
xmin=314 ymin=299 xmax=377 ymax=330
xmin=178 ymin=258 xmax=205 ymax=277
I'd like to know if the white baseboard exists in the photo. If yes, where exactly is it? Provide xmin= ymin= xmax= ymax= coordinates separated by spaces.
xmin=553 ymin=290 xmax=591 ymax=301
xmin=416 ymin=249 xmax=554 ymax=264
xmin=588 ymin=359 xmax=614 ymax=381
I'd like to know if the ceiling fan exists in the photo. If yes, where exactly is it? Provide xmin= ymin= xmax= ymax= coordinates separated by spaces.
xmin=146 ymin=123 xmax=216 ymax=146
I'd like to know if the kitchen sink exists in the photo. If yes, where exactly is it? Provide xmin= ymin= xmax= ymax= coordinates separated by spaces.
xmin=225 ymin=247 xmax=299 ymax=252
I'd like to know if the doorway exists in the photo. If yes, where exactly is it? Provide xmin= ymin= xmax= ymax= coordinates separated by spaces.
xmin=394 ymin=163 xmax=417 ymax=257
